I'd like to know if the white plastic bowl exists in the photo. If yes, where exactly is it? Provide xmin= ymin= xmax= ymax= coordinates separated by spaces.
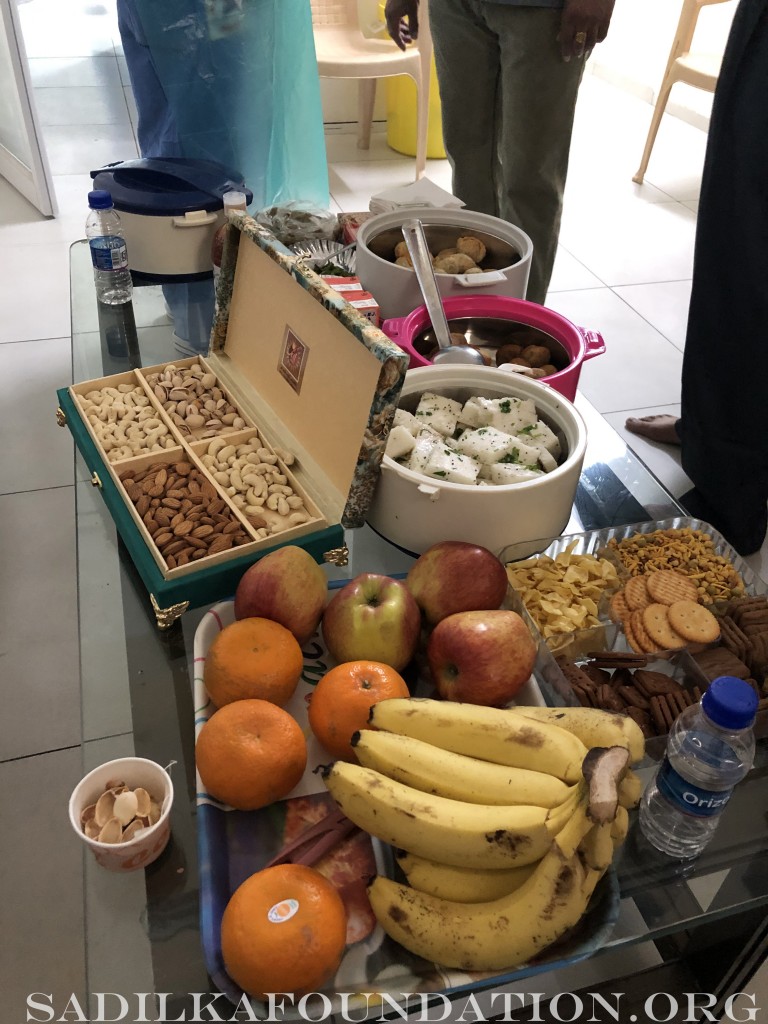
xmin=68 ymin=757 xmax=174 ymax=872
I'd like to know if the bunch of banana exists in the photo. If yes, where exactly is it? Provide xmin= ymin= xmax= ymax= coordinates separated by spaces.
xmin=321 ymin=697 xmax=646 ymax=971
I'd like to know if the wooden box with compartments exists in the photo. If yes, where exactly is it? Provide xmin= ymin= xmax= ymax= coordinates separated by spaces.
xmin=56 ymin=215 xmax=409 ymax=627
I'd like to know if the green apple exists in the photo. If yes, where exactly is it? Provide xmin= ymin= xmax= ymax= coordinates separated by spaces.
xmin=322 ymin=573 xmax=421 ymax=671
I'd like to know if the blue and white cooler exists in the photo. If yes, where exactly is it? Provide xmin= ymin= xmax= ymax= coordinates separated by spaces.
xmin=90 ymin=157 xmax=253 ymax=282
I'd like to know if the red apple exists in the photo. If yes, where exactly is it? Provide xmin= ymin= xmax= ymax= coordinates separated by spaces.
xmin=427 ymin=609 xmax=536 ymax=706
xmin=322 ymin=573 xmax=420 ymax=671
xmin=406 ymin=541 xmax=509 ymax=625
xmin=234 ymin=545 xmax=327 ymax=644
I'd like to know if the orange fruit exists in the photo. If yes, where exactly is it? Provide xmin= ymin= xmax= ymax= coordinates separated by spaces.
xmin=308 ymin=660 xmax=410 ymax=761
xmin=196 ymin=699 xmax=307 ymax=810
xmin=204 ymin=617 xmax=304 ymax=708
xmin=221 ymin=864 xmax=347 ymax=999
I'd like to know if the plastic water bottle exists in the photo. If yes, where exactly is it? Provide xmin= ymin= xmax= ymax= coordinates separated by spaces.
xmin=86 ymin=190 xmax=133 ymax=305
xmin=639 ymin=676 xmax=758 ymax=859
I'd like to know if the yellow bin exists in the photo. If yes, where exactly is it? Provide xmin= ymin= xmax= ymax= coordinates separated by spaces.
xmin=386 ymin=61 xmax=446 ymax=160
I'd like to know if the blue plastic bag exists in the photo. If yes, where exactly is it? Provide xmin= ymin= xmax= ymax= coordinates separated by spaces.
xmin=118 ymin=0 xmax=329 ymax=208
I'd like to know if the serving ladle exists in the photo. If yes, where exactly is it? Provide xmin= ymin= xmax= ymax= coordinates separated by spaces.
xmin=401 ymin=219 xmax=486 ymax=366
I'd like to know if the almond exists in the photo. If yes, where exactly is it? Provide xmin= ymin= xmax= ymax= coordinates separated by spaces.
xmin=192 ymin=525 xmax=214 ymax=539
xmin=154 ymin=468 xmax=168 ymax=488
xmin=207 ymin=534 xmax=233 ymax=554
xmin=154 ymin=531 xmax=174 ymax=548
xmin=173 ymin=521 xmax=194 ymax=537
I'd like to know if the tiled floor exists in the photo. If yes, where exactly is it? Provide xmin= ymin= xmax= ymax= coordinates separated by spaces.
xmin=3 ymin=0 xmax=767 ymax=1016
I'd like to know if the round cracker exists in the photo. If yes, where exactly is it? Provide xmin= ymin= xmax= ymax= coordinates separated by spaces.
xmin=630 ymin=609 xmax=658 ymax=653
xmin=642 ymin=603 xmax=687 ymax=651
xmin=667 ymin=600 xmax=721 ymax=644
xmin=646 ymin=570 xmax=699 ymax=606
xmin=610 ymin=590 xmax=630 ymax=623
xmin=623 ymin=615 xmax=645 ymax=654
xmin=624 ymin=575 xmax=651 ymax=611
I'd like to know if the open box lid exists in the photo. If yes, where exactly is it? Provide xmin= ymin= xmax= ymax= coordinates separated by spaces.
xmin=207 ymin=214 xmax=409 ymax=529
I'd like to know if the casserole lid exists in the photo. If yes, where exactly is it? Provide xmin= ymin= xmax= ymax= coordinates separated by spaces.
xmin=90 ymin=158 xmax=253 ymax=216
xmin=207 ymin=215 xmax=410 ymax=529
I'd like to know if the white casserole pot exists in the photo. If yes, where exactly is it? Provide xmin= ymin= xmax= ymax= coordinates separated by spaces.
xmin=367 ymin=366 xmax=587 ymax=558
xmin=356 ymin=207 xmax=533 ymax=319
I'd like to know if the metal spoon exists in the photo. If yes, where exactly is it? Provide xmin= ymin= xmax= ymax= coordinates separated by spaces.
xmin=401 ymin=220 xmax=486 ymax=365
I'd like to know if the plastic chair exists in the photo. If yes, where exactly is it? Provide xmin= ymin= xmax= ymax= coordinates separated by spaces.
xmin=632 ymin=0 xmax=733 ymax=184
xmin=310 ymin=0 xmax=431 ymax=179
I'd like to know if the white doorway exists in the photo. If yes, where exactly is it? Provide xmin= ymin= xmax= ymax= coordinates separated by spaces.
xmin=0 ymin=0 xmax=55 ymax=214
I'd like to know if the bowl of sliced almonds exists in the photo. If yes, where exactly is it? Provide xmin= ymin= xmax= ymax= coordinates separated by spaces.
xmin=68 ymin=757 xmax=174 ymax=872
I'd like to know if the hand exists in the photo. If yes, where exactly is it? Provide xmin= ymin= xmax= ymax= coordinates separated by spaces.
xmin=384 ymin=0 xmax=419 ymax=51
xmin=558 ymin=0 xmax=615 ymax=61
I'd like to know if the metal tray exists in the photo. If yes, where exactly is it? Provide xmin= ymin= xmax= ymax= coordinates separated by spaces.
xmin=193 ymin=595 xmax=619 ymax=1014
xmin=505 ymin=518 xmax=768 ymax=722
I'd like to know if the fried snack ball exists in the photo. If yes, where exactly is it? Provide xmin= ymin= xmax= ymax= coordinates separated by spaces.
xmin=495 ymin=343 xmax=523 ymax=365
xmin=436 ymin=247 xmax=459 ymax=260
xmin=529 ymin=368 xmax=548 ymax=379
xmin=394 ymin=241 xmax=409 ymax=259
xmin=433 ymin=252 xmax=476 ymax=274
xmin=521 ymin=344 xmax=552 ymax=368
xmin=541 ymin=363 xmax=559 ymax=375
xmin=395 ymin=255 xmax=413 ymax=268
xmin=463 ymin=266 xmax=485 ymax=274
xmin=457 ymin=235 xmax=487 ymax=263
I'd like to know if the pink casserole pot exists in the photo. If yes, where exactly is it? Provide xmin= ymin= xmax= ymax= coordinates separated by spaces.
xmin=381 ymin=295 xmax=605 ymax=402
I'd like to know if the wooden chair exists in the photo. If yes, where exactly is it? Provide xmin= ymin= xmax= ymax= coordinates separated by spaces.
xmin=310 ymin=0 xmax=431 ymax=179
xmin=633 ymin=0 xmax=734 ymax=184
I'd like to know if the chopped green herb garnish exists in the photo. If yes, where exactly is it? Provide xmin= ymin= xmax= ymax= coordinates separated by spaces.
xmin=432 ymin=470 xmax=447 ymax=477
xmin=518 ymin=424 xmax=535 ymax=435
xmin=499 ymin=399 xmax=511 ymax=413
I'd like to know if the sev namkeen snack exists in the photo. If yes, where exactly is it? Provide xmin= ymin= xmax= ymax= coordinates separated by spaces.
xmin=505 ymin=542 xmax=621 ymax=639
xmin=605 ymin=527 xmax=745 ymax=606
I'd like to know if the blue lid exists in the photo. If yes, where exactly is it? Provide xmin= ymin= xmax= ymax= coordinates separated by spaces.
xmin=89 ymin=158 xmax=253 ymax=217
xmin=702 ymin=676 xmax=759 ymax=730
xmin=88 ymin=190 xmax=113 ymax=210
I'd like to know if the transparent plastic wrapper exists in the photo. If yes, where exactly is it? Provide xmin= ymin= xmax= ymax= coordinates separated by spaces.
xmin=129 ymin=0 xmax=329 ymax=208
xmin=255 ymin=202 xmax=339 ymax=246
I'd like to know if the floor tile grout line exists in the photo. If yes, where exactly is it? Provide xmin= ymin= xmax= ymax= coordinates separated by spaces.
xmin=1 ymin=482 xmax=76 ymax=498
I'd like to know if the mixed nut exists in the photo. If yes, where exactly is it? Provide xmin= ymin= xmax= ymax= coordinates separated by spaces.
xmin=144 ymin=362 xmax=246 ymax=439
xmin=80 ymin=779 xmax=162 ymax=844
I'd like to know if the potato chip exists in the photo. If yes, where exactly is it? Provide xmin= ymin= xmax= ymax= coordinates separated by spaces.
xmin=505 ymin=544 xmax=621 ymax=639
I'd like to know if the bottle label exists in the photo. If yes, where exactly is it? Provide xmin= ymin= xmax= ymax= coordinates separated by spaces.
xmin=89 ymin=237 xmax=129 ymax=272
xmin=656 ymin=756 xmax=734 ymax=818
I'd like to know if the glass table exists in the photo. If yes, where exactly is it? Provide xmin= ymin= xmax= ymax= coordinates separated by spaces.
xmin=68 ymin=241 xmax=768 ymax=1020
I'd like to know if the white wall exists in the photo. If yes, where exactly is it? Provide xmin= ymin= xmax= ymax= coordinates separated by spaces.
xmin=319 ymin=0 xmax=738 ymax=132
xmin=589 ymin=0 xmax=737 ymax=129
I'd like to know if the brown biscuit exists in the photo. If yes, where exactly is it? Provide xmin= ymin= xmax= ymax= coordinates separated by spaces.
xmin=642 ymin=603 xmax=688 ymax=651
xmin=554 ymin=656 xmax=598 ymax=692
xmin=624 ymin=575 xmax=651 ymax=611
xmin=692 ymin=647 xmax=751 ymax=681
xmin=582 ymin=664 xmax=612 ymax=687
xmin=646 ymin=569 xmax=699 ymax=606
xmin=630 ymin=609 xmax=658 ymax=653
xmin=598 ymin=683 xmax=626 ymax=712
xmin=625 ymin=705 xmax=655 ymax=739
xmin=611 ymin=666 xmax=635 ymax=688
xmin=718 ymin=615 xmax=750 ymax=664
xmin=667 ymin=600 xmax=721 ymax=644
xmin=633 ymin=669 xmax=682 ymax=698
xmin=618 ymin=685 xmax=651 ymax=711
xmin=650 ymin=695 xmax=676 ymax=734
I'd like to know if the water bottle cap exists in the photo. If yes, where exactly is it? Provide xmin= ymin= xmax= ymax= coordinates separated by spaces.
xmin=88 ymin=190 xmax=114 ymax=210
xmin=702 ymin=676 xmax=759 ymax=730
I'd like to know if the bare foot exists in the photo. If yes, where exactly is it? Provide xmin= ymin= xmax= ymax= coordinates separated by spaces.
xmin=625 ymin=414 xmax=681 ymax=445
